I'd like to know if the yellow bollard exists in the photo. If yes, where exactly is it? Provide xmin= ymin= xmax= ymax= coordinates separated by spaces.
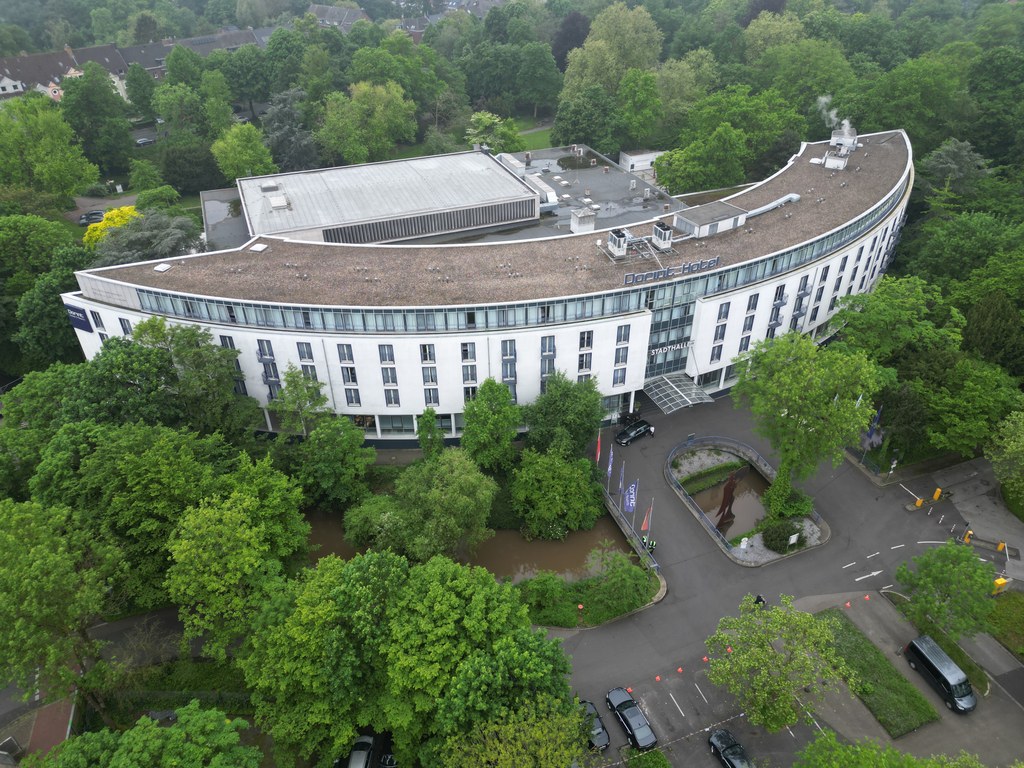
xmin=964 ymin=529 xmax=973 ymax=544
xmin=933 ymin=487 xmax=942 ymax=501
xmin=998 ymin=541 xmax=1006 ymax=552
xmin=915 ymin=497 xmax=924 ymax=508
xmin=993 ymin=578 xmax=1009 ymax=596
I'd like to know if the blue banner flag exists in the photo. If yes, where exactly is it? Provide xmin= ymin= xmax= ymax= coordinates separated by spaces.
xmin=624 ymin=480 xmax=638 ymax=515
xmin=607 ymin=444 xmax=614 ymax=479
xmin=618 ymin=463 xmax=625 ymax=496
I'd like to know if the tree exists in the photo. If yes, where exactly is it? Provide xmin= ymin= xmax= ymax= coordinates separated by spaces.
xmin=516 ymin=42 xmax=562 ymax=117
xmin=465 ymin=111 xmax=525 ymax=153
xmin=706 ymin=594 xmax=853 ymax=731
xmin=618 ymin=68 xmax=662 ymax=148
xmin=200 ymin=70 xmax=235 ymax=140
xmin=900 ymin=213 xmax=1023 ymax=289
xmin=262 ymin=88 xmax=319 ymax=172
xmin=125 ymin=62 xmax=156 ymax=119
xmin=460 ymin=378 xmax=520 ymax=473
xmin=0 ymin=94 xmax=98 ymax=199
xmin=897 ymin=541 xmax=996 ymax=641
xmin=241 ymin=552 xmax=411 ymax=766
xmin=417 ymin=407 xmax=445 ymax=460
xmin=166 ymin=492 xmax=288 ymax=660
xmin=653 ymin=123 xmax=747 ymax=194
xmin=211 ymin=122 xmax=279 ymax=181
xmin=128 ymin=158 xmax=165 ymax=192
xmin=14 ymin=261 xmax=88 ymax=370
xmin=916 ymin=138 xmax=991 ymax=200
xmin=292 ymin=416 xmax=376 ymax=509
xmin=0 ymin=499 xmax=122 ymax=726
xmin=732 ymin=333 xmax=880 ymax=516
xmin=24 ymin=700 xmax=262 ymax=768
xmin=443 ymin=694 xmax=586 ymax=768
xmin=511 ymin=448 xmax=602 ymax=539
xmin=159 ymin=133 xmax=226 ymax=194
xmin=58 ymin=61 xmax=132 ymax=175
xmin=164 ymin=45 xmax=204 ymax=89
xmin=92 ymin=210 xmax=202 ymax=268
xmin=135 ymin=185 xmax=183 ymax=212
xmin=267 ymin=363 xmax=329 ymax=437
xmin=583 ymin=2 xmax=663 ymax=85
xmin=315 ymin=82 xmax=417 ymax=165
xmin=522 ymin=371 xmax=603 ymax=458
xmin=988 ymin=411 xmax=1024 ymax=502
xmin=222 ymin=44 xmax=271 ymax=118
xmin=82 ymin=205 xmax=141 ymax=249
xmin=742 ymin=11 xmax=805 ymax=63
xmin=551 ymin=11 xmax=590 ymax=70
xmin=551 ymin=83 xmax=623 ymax=156
xmin=793 ymin=730 xmax=1010 ymax=768
xmin=152 ymin=82 xmax=205 ymax=135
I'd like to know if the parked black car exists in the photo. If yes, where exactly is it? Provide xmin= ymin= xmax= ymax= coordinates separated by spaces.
xmin=78 ymin=210 xmax=105 ymax=225
xmin=605 ymin=687 xmax=656 ymax=750
xmin=581 ymin=700 xmax=609 ymax=751
xmin=709 ymin=728 xmax=754 ymax=768
xmin=135 ymin=137 xmax=156 ymax=146
xmin=615 ymin=419 xmax=653 ymax=446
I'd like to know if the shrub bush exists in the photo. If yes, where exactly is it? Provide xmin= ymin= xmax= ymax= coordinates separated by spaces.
xmin=627 ymin=748 xmax=671 ymax=766
xmin=762 ymin=519 xmax=800 ymax=553
xmin=83 ymin=182 xmax=110 ymax=197
xmin=680 ymin=460 xmax=748 ymax=495
xmin=990 ymin=591 xmax=1024 ymax=659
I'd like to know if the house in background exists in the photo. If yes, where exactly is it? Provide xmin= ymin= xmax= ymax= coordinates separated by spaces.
xmin=307 ymin=4 xmax=372 ymax=32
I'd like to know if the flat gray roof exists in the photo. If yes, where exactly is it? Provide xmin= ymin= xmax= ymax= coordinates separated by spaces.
xmin=237 ymin=151 xmax=538 ymax=236
xmin=89 ymin=131 xmax=911 ymax=308
xmin=677 ymin=201 xmax=747 ymax=226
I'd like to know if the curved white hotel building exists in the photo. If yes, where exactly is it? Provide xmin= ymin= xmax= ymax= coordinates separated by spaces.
xmin=63 ymin=129 xmax=912 ymax=441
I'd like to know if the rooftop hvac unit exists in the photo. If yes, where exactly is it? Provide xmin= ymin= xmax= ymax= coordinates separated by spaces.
xmin=259 ymin=182 xmax=279 ymax=192
xmin=608 ymin=228 xmax=627 ymax=257
xmin=652 ymin=222 xmax=673 ymax=251
xmin=823 ymin=153 xmax=848 ymax=170
xmin=269 ymin=195 xmax=289 ymax=210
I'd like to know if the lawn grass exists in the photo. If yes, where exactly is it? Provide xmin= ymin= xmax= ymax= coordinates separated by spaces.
xmin=887 ymin=593 xmax=990 ymax=695
xmin=822 ymin=608 xmax=939 ymax=737
xmin=989 ymin=590 xmax=1024 ymax=659
xmin=520 ymin=128 xmax=552 ymax=151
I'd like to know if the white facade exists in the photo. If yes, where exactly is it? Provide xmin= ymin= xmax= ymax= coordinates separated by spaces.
xmin=63 ymin=132 xmax=913 ymax=440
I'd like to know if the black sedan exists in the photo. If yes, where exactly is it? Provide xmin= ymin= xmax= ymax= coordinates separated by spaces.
xmin=606 ymin=687 xmax=657 ymax=750
xmin=78 ymin=210 xmax=105 ymax=225
xmin=581 ymin=700 xmax=609 ymax=751
xmin=709 ymin=728 xmax=754 ymax=767
xmin=614 ymin=419 xmax=653 ymax=446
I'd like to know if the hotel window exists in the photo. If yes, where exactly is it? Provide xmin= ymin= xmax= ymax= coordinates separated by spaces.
xmin=464 ymin=386 xmax=477 ymax=401
xmin=616 ymin=324 xmax=630 ymax=344
xmin=773 ymin=284 xmax=786 ymax=302
xmin=463 ymin=364 xmax=477 ymax=383
xmin=798 ymin=275 xmax=809 ymax=293
xmin=119 ymin=318 xmax=133 ymax=335
xmin=220 ymin=335 xmax=234 ymax=349
xmin=506 ymin=383 xmax=518 ymax=404
xmin=234 ymin=379 xmax=248 ymax=396
xmin=739 ymin=335 xmax=750 ymax=352
xmin=465 ymin=310 xmax=477 ymax=328
xmin=766 ymin=326 xmax=777 ymax=339
xmin=815 ymin=286 xmax=825 ymax=303
xmin=346 ymin=388 xmax=361 ymax=406
xmin=501 ymin=339 xmax=516 ymax=359
xmin=810 ymin=307 xmax=820 ymax=323
xmin=267 ymin=382 xmax=281 ymax=400
xmin=579 ymin=330 xmax=593 ymax=349
xmin=424 ymin=388 xmax=439 ymax=407
xmin=342 ymin=367 xmax=357 ymax=385
xmin=578 ymin=353 xmax=592 ymax=371
xmin=819 ymin=265 xmax=830 ymax=284
xmin=420 ymin=344 xmax=435 ymax=363
xmin=539 ymin=304 xmax=553 ymax=323
xmin=839 ymin=255 xmax=848 ymax=272
xmin=501 ymin=361 xmax=516 ymax=380
xmin=422 ymin=367 xmax=437 ymax=385
xmin=379 ymin=344 xmax=395 ymax=363
xmin=301 ymin=364 xmax=317 ymax=381
xmin=833 ymin=277 xmax=842 ymax=294
xmin=99 ymin=332 xmax=108 ymax=342
xmin=746 ymin=294 xmax=758 ymax=312
xmin=717 ymin=302 xmax=730 ymax=321
xmin=714 ymin=323 xmax=726 ymax=342
xmin=541 ymin=335 xmax=555 ymax=355
xmin=742 ymin=315 xmax=754 ymax=333
xmin=90 ymin=311 xmax=105 ymax=330
xmin=578 ymin=374 xmax=592 ymax=383
xmin=541 ymin=358 xmax=555 ymax=376
xmin=614 ymin=347 xmax=628 ymax=365
xmin=338 ymin=343 xmax=353 ymax=362
xmin=258 ymin=339 xmax=274 ymax=359
xmin=382 ymin=368 xmax=398 ymax=386
xmin=461 ymin=342 xmax=475 ymax=361
xmin=297 ymin=342 xmax=313 ymax=361
xmin=790 ymin=316 xmax=800 ymax=331
xmin=856 ymin=245 xmax=863 ymax=263
xmin=385 ymin=389 xmax=400 ymax=407
xmin=613 ymin=368 xmax=626 ymax=386
xmin=710 ymin=345 xmax=722 ymax=363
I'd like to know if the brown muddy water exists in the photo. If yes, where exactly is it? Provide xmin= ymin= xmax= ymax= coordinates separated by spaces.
xmin=305 ymin=511 xmax=632 ymax=583
xmin=690 ymin=466 xmax=770 ymax=539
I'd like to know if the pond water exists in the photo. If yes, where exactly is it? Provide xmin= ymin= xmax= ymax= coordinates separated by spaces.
xmin=690 ymin=466 xmax=770 ymax=539
xmin=305 ymin=511 xmax=632 ymax=583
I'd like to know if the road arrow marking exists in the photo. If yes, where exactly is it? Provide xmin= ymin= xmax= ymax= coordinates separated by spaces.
xmin=855 ymin=570 xmax=883 ymax=582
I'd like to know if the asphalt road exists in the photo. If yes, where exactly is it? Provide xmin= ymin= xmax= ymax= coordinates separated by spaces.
xmin=567 ymin=395 xmax=1024 ymax=767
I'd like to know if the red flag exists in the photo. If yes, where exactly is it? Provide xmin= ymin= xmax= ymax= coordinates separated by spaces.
xmin=595 ymin=431 xmax=601 ymax=464
xmin=640 ymin=500 xmax=653 ymax=532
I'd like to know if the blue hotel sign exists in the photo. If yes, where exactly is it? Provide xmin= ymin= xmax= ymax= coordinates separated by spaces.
xmin=623 ymin=257 xmax=720 ymax=286
xmin=64 ymin=304 xmax=93 ymax=332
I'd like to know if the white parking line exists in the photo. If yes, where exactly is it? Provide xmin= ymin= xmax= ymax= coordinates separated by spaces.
xmin=918 ymin=540 xmax=947 ymax=545
xmin=842 ymin=561 xmax=857 ymax=568
xmin=694 ymin=683 xmax=709 ymax=704
xmin=668 ymin=692 xmax=685 ymax=717
xmin=890 ymin=544 xmax=905 ymax=550
xmin=882 ymin=584 xmax=893 ymax=590
xmin=866 ymin=551 xmax=880 ymax=558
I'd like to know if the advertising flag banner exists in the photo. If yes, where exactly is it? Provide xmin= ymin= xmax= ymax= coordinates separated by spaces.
xmin=607 ymin=444 xmax=614 ymax=479
xmin=624 ymin=480 xmax=638 ymax=515
xmin=618 ymin=463 xmax=625 ymax=496
xmin=640 ymin=499 xmax=654 ymax=532
xmin=595 ymin=431 xmax=601 ymax=464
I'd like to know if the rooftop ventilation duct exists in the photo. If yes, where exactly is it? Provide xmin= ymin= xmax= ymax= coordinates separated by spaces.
xmin=746 ymin=193 xmax=801 ymax=218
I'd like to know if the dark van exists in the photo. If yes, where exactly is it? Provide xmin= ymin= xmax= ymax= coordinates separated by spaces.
xmin=903 ymin=635 xmax=976 ymax=713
